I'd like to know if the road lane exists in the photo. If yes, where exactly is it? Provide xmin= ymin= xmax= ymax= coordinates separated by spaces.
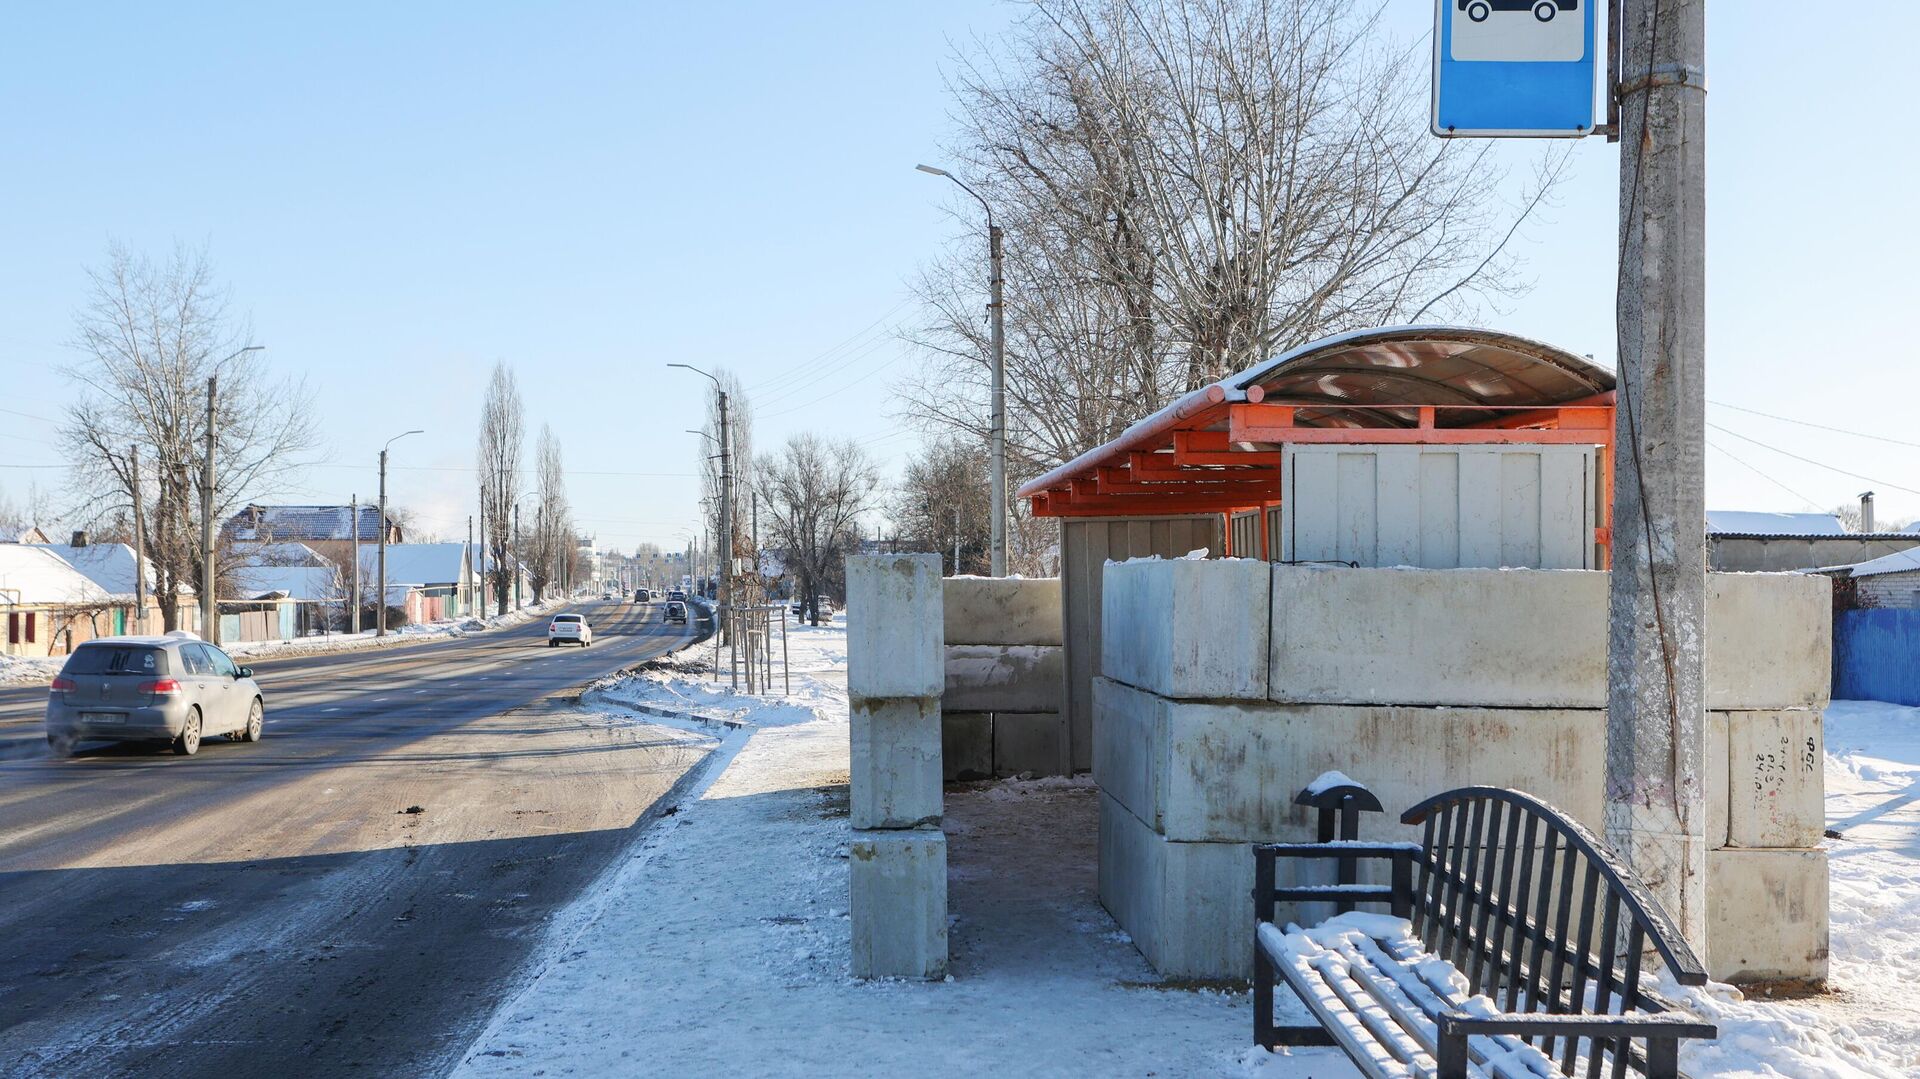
xmin=0 ymin=599 xmax=715 ymax=1077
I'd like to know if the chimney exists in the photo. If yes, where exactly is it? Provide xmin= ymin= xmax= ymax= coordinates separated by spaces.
xmin=1860 ymin=491 xmax=1876 ymax=534
xmin=71 ymin=530 xmax=88 ymax=548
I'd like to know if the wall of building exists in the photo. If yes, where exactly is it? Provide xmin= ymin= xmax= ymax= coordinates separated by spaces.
xmin=1059 ymin=516 xmax=1222 ymax=774
xmin=1709 ymin=533 xmax=1920 ymax=572
xmin=940 ymin=576 xmax=1066 ymax=778
xmin=1094 ymin=560 xmax=1831 ymax=985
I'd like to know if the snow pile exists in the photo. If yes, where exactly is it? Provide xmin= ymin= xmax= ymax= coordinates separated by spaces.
xmin=0 ymin=653 xmax=64 ymax=686
xmin=584 ymin=616 xmax=847 ymax=730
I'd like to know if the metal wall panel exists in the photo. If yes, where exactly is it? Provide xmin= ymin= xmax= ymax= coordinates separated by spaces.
xmin=1059 ymin=515 xmax=1222 ymax=772
xmin=1280 ymin=444 xmax=1597 ymax=569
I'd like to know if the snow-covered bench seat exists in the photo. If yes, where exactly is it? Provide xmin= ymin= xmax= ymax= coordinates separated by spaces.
xmin=1253 ymin=784 xmax=1716 ymax=1079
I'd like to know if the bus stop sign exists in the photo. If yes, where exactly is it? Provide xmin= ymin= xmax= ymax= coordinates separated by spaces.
xmin=1432 ymin=0 xmax=1597 ymax=137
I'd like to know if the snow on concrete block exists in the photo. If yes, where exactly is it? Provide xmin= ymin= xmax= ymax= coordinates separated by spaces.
xmin=1097 ymin=792 xmax=1251 ymax=978
xmin=850 ymin=698 xmax=942 ymax=830
xmin=847 ymin=554 xmax=944 ymax=699
xmin=850 ymin=828 xmax=948 ymax=980
xmin=1101 ymin=558 xmax=1269 ymax=699
xmin=1268 ymin=566 xmax=1607 ymax=708
xmin=1724 ymin=710 xmax=1825 ymax=849
xmin=943 ymin=577 xmax=1062 ymax=646
xmin=1707 ymin=574 xmax=1831 ymax=710
xmin=1708 ymin=847 xmax=1829 ymax=985
xmin=992 ymin=712 xmax=1069 ymax=777
xmin=942 ymin=644 xmax=1063 ymax=714
xmin=942 ymin=712 xmax=992 ymax=782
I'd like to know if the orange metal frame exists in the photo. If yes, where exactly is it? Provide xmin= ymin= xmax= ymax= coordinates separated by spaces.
xmin=1028 ymin=395 xmax=1616 ymax=564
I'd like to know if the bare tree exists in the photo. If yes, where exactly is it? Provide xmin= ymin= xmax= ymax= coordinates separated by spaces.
xmin=525 ymin=424 xmax=572 ymax=602
xmin=758 ymin=434 xmax=878 ymax=625
xmin=890 ymin=436 xmax=991 ymax=576
xmin=908 ymin=0 xmax=1568 ymax=473
xmin=697 ymin=370 xmax=756 ymax=603
xmin=60 ymin=243 xmax=318 ymax=631
xmin=477 ymin=362 xmax=524 ymax=615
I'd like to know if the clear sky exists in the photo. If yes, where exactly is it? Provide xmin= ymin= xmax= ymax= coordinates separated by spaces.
xmin=3 ymin=1 xmax=1917 ymax=550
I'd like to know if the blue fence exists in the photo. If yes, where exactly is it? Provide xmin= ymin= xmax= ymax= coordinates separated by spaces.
xmin=1833 ymin=608 xmax=1920 ymax=705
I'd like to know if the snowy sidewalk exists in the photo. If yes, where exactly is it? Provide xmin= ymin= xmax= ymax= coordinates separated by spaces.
xmin=452 ymin=622 xmax=1920 ymax=1077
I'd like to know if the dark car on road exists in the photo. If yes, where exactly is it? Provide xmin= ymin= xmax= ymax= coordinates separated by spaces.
xmin=1461 ymin=0 xmax=1574 ymax=21
xmin=46 ymin=635 xmax=265 ymax=756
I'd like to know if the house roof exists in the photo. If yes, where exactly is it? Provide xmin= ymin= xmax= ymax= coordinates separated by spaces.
xmin=227 ymin=504 xmax=393 ymax=542
xmin=32 ymin=543 xmax=157 ymax=597
xmin=1837 ymin=547 xmax=1920 ymax=579
xmin=1016 ymin=326 xmax=1615 ymax=524
xmin=355 ymin=542 xmax=470 ymax=586
xmin=233 ymin=565 xmax=338 ymax=602
xmin=0 ymin=545 xmax=120 ymax=605
xmin=242 ymin=542 xmax=332 ymax=567
xmin=1706 ymin=511 xmax=1847 ymax=537
xmin=0 ymin=526 xmax=51 ymax=544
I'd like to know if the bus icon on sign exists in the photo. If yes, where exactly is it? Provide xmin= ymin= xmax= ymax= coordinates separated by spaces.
xmin=1461 ymin=0 xmax=1576 ymax=21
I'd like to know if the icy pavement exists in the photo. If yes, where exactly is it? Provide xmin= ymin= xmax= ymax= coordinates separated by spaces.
xmin=452 ymin=627 xmax=1920 ymax=1077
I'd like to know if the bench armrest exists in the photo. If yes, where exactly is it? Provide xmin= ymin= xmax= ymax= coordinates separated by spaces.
xmin=1438 ymin=1010 xmax=1717 ymax=1041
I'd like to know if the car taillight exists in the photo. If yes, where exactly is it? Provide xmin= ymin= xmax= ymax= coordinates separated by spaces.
xmin=140 ymin=679 xmax=182 ymax=695
xmin=50 ymin=676 xmax=76 ymax=693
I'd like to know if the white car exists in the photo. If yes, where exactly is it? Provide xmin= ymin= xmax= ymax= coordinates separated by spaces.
xmin=547 ymin=613 xmax=592 ymax=647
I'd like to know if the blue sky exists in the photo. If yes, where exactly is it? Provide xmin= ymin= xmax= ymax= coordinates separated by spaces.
xmin=3 ymin=1 xmax=1918 ymax=549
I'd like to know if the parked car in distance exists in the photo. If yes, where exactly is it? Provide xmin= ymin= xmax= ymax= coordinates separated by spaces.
xmin=664 ymin=601 xmax=688 ymax=625
xmin=636 ymin=588 xmax=650 ymax=602
xmin=790 ymin=596 xmax=835 ymax=618
xmin=46 ymin=636 xmax=265 ymax=757
xmin=548 ymin=613 xmax=593 ymax=647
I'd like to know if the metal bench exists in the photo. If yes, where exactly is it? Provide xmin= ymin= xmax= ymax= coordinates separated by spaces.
xmin=1253 ymin=782 xmax=1716 ymax=1078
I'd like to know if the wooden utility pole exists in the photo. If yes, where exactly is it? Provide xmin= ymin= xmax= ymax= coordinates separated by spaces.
xmin=200 ymin=375 xmax=218 ymax=644
xmin=1606 ymin=0 xmax=1709 ymax=952
xmin=130 ymin=445 xmax=147 ymax=635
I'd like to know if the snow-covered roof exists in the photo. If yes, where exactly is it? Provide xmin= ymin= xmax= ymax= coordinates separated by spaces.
xmin=0 ymin=526 xmax=51 ymax=544
xmin=31 ymin=543 xmax=154 ymax=597
xmin=1839 ymin=547 xmax=1920 ymax=579
xmin=1706 ymin=511 xmax=1847 ymax=537
xmin=355 ymin=542 xmax=470 ymax=586
xmin=0 ymin=545 xmax=120 ymax=605
xmin=226 ymin=504 xmax=393 ymax=542
xmin=232 ymin=564 xmax=338 ymax=602
xmin=239 ymin=541 xmax=332 ymax=567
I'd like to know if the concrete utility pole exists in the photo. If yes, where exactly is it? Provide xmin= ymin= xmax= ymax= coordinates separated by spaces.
xmin=130 ymin=445 xmax=147 ymax=634
xmin=954 ymin=506 xmax=962 ymax=576
xmin=350 ymin=495 xmax=361 ymax=634
xmin=1606 ymin=0 xmax=1709 ymax=952
xmin=478 ymin=480 xmax=489 ymax=616
xmin=513 ymin=502 xmax=522 ymax=611
xmin=467 ymin=515 xmax=475 ymax=615
xmin=200 ymin=374 xmax=218 ymax=645
xmin=378 ymin=429 xmax=422 ymax=638
xmin=917 ymin=164 xmax=1007 ymax=576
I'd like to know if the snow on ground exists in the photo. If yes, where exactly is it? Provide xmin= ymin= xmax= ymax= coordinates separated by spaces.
xmin=455 ymin=636 xmax=1920 ymax=1077
xmin=0 ymin=597 xmax=568 ymax=685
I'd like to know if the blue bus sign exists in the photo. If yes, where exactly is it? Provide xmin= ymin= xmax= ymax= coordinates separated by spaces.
xmin=1432 ymin=0 xmax=1597 ymax=138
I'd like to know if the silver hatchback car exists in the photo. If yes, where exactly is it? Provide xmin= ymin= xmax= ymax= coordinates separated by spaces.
xmin=46 ymin=635 xmax=265 ymax=757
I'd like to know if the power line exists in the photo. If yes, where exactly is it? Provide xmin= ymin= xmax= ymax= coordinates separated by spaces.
xmin=1706 ymin=421 xmax=1920 ymax=498
xmin=1710 ymin=400 xmax=1920 ymax=452
xmin=747 ymin=299 xmax=912 ymax=398
xmin=1705 ymin=438 xmax=1821 ymax=509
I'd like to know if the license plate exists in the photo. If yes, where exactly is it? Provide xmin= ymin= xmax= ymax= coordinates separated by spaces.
xmin=80 ymin=712 xmax=126 ymax=724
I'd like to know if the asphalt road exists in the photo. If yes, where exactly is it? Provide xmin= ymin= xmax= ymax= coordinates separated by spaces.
xmin=0 ymin=599 xmax=715 ymax=1078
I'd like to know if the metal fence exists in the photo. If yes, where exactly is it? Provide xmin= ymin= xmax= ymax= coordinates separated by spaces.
xmin=721 ymin=604 xmax=790 ymax=696
xmin=1833 ymin=608 xmax=1920 ymax=705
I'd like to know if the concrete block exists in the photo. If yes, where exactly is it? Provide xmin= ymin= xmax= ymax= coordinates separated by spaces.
xmin=1706 ymin=574 xmax=1831 ymax=710
xmin=942 ymin=712 xmax=992 ymax=782
xmin=943 ymin=576 xmax=1062 ymax=646
xmin=1098 ymin=792 xmax=1251 ymax=978
xmin=1268 ymin=566 xmax=1607 ymax=708
xmin=1724 ymin=710 xmax=1825 ymax=848
xmin=850 ymin=828 xmax=948 ymax=979
xmin=1102 ymin=558 xmax=1270 ymax=700
xmin=942 ymin=644 xmax=1063 ymax=713
xmin=847 ymin=554 xmax=944 ymax=700
xmin=1708 ymin=847 xmax=1828 ymax=984
xmin=850 ymin=698 xmax=942 ymax=829
xmin=992 ymin=712 xmax=1069 ymax=777
xmin=1096 ymin=678 xmax=1606 ymax=843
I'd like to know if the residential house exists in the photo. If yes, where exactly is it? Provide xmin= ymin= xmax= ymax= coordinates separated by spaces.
xmin=0 ymin=545 xmax=131 ymax=657
xmin=31 ymin=538 xmax=185 ymax=636
xmin=356 ymin=542 xmax=476 ymax=622
xmin=226 ymin=504 xmax=400 ymax=571
xmin=1708 ymin=508 xmax=1920 ymax=572
xmin=0 ymin=525 xmax=52 ymax=544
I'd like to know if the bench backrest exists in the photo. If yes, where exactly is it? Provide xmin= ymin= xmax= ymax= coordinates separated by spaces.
xmin=1401 ymin=788 xmax=1707 ymax=1066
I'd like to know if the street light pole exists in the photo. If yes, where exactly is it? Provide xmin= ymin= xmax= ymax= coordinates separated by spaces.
xmin=918 ymin=164 xmax=1007 ymax=577
xmin=199 ymin=345 xmax=263 ymax=643
xmin=672 ymin=364 xmax=732 ymax=641
xmin=377 ymin=429 xmax=423 ymax=638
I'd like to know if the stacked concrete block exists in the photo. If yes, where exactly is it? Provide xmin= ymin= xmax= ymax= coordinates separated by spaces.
xmin=846 ymin=554 xmax=947 ymax=979
xmin=939 ymin=576 xmax=1070 ymax=778
xmin=1092 ymin=559 xmax=1832 ymax=985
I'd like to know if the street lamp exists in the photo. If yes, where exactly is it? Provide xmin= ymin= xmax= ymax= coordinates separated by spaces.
xmin=917 ymin=163 xmax=1007 ymax=576
xmin=671 ymin=364 xmax=733 ymax=637
xmin=376 ymin=429 xmax=424 ymax=637
xmin=201 ymin=344 xmax=265 ymax=644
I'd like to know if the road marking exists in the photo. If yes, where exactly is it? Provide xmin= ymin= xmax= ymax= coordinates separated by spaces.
xmin=322 ymin=707 xmax=341 ymax=712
